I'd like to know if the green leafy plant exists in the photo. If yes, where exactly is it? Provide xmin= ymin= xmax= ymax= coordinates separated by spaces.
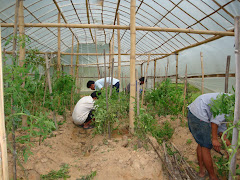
xmin=41 ymin=164 xmax=71 ymax=179
xmin=186 ymin=139 xmax=192 ymax=144
xmin=77 ymin=171 xmax=97 ymax=180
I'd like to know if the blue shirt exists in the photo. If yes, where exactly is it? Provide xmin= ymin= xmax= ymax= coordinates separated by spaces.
xmin=95 ymin=77 xmax=120 ymax=90
xmin=188 ymin=93 xmax=227 ymax=133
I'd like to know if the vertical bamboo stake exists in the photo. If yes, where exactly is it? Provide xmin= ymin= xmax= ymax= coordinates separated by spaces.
xmin=95 ymin=32 xmax=100 ymax=79
xmin=141 ymin=63 xmax=143 ymax=78
xmin=70 ymin=35 xmax=74 ymax=76
xmin=225 ymin=56 xmax=231 ymax=93
xmin=117 ymin=13 xmax=121 ymax=84
xmin=18 ymin=0 xmax=25 ymax=67
xmin=0 ymin=25 xmax=9 ymax=180
xmin=136 ymin=70 xmax=140 ymax=116
xmin=129 ymin=0 xmax=136 ymax=134
xmin=11 ymin=1 xmax=19 ymax=179
xmin=109 ymin=48 xmax=114 ymax=97
xmin=104 ymin=50 xmax=110 ymax=139
xmin=154 ymin=60 xmax=156 ymax=90
xmin=75 ymin=43 xmax=79 ymax=93
xmin=57 ymin=12 xmax=61 ymax=75
xmin=141 ymin=54 xmax=150 ymax=107
xmin=200 ymin=52 xmax=204 ymax=94
xmin=229 ymin=16 xmax=240 ymax=180
xmin=45 ymin=53 xmax=58 ymax=129
xmin=108 ymin=40 xmax=112 ymax=77
xmin=175 ymin=53 xmax=178 ymax=87
xmin=182 ymin=65 xmax=187 ymax=118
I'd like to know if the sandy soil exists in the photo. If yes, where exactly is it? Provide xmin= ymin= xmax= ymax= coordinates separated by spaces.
xmin=7 ymin=113 xmax=240 ymax=180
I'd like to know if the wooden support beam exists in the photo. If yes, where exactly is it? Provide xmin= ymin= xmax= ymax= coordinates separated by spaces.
xmin=0 ymin=25 xmax=9 ymax=180
xmin=225 ymin=55 xmax=231 ymax=93
xmin=129 ymin=0 xmax=136 ymax=134
xmin=154 ymin=60 xmax=156 ymax=89
xmin=57 ymin=12 xmax=61 ymax=74
xmin=70 ymin=34 xmax=74 ymax=76
xmin=175 ymin=53 xmax=178 ymax=86
xmin=200 ymin=52 xmax=204 ymax=94
xmin=18 ymin=0 xmax=25 ymax=67
xmin=182 ymin=65 xmax=187 ymax=118
xmin=141 ymin=54 xmax=150 ymax=107
xmin=0 ymin=23 xmax=234 ymax=36
xmin=117 ymin=13 xmax=121 ymax=82
xmin=229 ymin=16 xmax=240 ymax=180
xmin=75 ymin=43 xmax=80 ymax=93
xmin=95 ymin=32 xmax=100 ymax=78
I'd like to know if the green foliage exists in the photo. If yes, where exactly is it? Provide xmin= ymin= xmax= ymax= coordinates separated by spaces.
xmin=144 ymin=79 xmax=184 ymax=116
xmin=214 ymin=155 xmax=229 ymax=177
xmin=210 ymin=93 xmax=240 ymax=178
xmin=41 ymin=164 xmax=71 ymax=179
xmin=186 ymin=139 xmax=192 ymax=144
xmin=77 ymin=171 xmax=97 ymax=180
xmin=135 ymin=108 xmax=174 ymax=144
xmin=93 ymin=88 xmax=129 ymax=135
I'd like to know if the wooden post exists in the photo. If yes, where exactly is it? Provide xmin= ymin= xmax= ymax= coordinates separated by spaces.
xmin=18 ymin=0 xmax=25 ymax=67
xmin=229 ymin=16 xmax=240 ymax=180
xmin=175 ymin=53 xmax=178 ymax=87
xmin=108 ymin=40 xmax=112 ymax=77
xmin=70 ymin=35 xmax=74 ymax=76
xmin=95 ymin=32 xmax=100 ymax=79
xmin=117 ymin=13 xmax=121 ymax=85
xmin=154 ymin=60 xmax=156 ymax=89
xmin=141 ymin=54 xmax=150 ymax=107
xmin=57 ymin=12 xmax=61 ymax=74
xmin=129 ymin=0 xmax=136 ymax=134
xmin=75 ymin=43 xmax=79 ymax=93
xmin=182 ymin=65 xmax=187 ymax=118
xmin=200 ymin=52 xmax=204 ymax=94
xmin=45 ymin=53 xmax=58 ymax=129
xmin=225 ymin=56 xmax=231 ymax=93
xmin=0 ymin=25 xmax=9 ymax=180
xmin=141 ymin=63 xmax=143 ymax=77
xmin=109 ymin=49 xmax=114 ymax=97
xmin=136 ymin=70 xmax=140 ymax=116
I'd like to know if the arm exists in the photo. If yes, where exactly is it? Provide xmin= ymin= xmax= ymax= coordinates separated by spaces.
xmin=95 ymin=80 xmax=103 ymax=90
xmin=218 ymin=132 xmax=231 ymax=147
xmin=211 ymin=122 xmax=221 ymax=152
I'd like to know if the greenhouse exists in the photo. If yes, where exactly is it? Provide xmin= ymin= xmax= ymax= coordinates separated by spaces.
xmin=0 ymin=0 xmax=240 ymax=179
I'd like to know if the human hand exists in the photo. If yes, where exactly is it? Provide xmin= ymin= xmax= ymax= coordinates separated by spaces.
xmin=212 ymin=138 xmax=221 ymax=152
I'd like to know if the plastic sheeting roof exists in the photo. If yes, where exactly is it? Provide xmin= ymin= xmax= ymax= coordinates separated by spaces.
xmin=1 ymin=0 xmax=240 ymax=62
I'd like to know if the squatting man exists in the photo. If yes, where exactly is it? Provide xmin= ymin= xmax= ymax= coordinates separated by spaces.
xmin=72 ymin=91 xmax=101 ymax=129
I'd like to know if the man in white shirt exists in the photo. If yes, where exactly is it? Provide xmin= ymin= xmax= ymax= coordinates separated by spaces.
xmin=188 ymin=93 xmax=231 ymax=180
xmin=72 ymin=91 xmax=100 ymax=129
xmin=87 ymin=77 xmax=120 ymax=92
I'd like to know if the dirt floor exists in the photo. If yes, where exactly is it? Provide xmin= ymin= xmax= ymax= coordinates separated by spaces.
xmin=7 ymin=112 xmax=240 ymax=180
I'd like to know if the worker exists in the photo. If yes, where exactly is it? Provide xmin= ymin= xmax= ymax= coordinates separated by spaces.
xmin=72 ymin=91 xmax=101 ymax=129
xmin=125 ymin=77 xmax=145 ymax=94
xmin=87 ymin=77 xmax=120 ymax=92
xmin=187 ymin=93 xmax=231 ymax=180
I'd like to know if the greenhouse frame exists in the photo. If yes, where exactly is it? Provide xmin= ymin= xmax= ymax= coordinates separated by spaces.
xmin=0 ymin=0 xmax=240 ymax=179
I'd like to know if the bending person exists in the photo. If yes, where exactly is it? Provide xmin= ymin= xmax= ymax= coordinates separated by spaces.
xmin=187 ymin=93 xmax=231 ymax=180
xmin=87 ymin=77 xmax=120 ymax=92
xmin=72 ymin=91 xmax=101 ymax=129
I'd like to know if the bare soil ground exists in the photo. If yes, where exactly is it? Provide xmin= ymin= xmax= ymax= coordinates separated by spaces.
xmin=8 ymin=112 xmax=240 ymax=180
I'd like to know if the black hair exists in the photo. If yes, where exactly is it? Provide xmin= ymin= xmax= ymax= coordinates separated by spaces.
xmin=91 ymin=91 xmax=101 ymax=99
xmin=139 ymin=77 xmax=145 ymax=82
xmin=87 ymin=80 xmax=95 ymax=88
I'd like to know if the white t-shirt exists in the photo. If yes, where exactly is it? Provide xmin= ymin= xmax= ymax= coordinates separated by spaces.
xmin=72 ymin=96 xmax=95 ymax=125
xmin=95 ymin=77 xmax=120 ymax=90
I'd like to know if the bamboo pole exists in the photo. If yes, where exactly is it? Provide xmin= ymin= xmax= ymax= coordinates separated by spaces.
xmin=0 ymin=25 xmax=9 ymax=180
xmin=57 ymin=12 xmax=61 ymax=74
xmin=95 ymin=32 xmax=100 ymax=79
xmin=0 ymin=23 xmax=235 ymax=36
xmin=45 ymin=53 xmax=58 ymax=129
xmin=175 ymin=53 xmax=178 ymax=87
xmin=109 ymin=40 xmax=112 ymax=77
xmin=117 ymin=13 xmax=121 ymax=83
xmin=11 ymin=1 xmax=19 ymax=178
xmin=70 ymin=35 xmax=74 ymax=76
xmin=75 ymin=43 xmax=80 ymax=93
xmin=136 ymin=70 xmax=140 ymax=116
xmin=225 ymin=55 xmax=231 ymax=93
xmin=182 ymin=65 xmax=187 ymax=118
xmin=129 ymin=0 xmax=136 ymax=134
xmin=200 ymin=52 xmax=204 ymax=94
xmin=141 ymin=54 xmax=150 ymax=107
xmin=141 ymin=64 xmax=143 ymax=77
xmin=154 ymin=60 xmax=156 ymax=90
xmin=109 ymin=50 xmax=114 ymax=97
xmin=18 ymin=0 xmax=25 ymax=67
xmin=229 ymin=16 xmax=240 ymax=180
